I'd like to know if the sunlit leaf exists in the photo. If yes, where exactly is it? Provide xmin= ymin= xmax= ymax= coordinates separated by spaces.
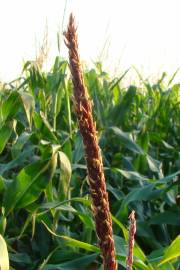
xmin=159 ymin=235 xmax=180 ymax=265
xmin=0 ymin=234 xmax=9 ymax=270
xmin=58 ymin=151 xmax=72 ymax=201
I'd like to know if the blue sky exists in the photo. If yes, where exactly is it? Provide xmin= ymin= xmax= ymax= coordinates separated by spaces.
xmin=1 ymin=0 xmax=180 ymax=81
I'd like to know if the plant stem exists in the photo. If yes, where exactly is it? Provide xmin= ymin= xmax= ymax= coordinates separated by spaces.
xmin=64 ymin=13 xmax=117 ymax=270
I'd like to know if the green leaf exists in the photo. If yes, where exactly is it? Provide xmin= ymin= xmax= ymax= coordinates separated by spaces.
xmin=0 ymin=176 xmax=5 ymax=192
xmin=0 ymin=122 xmax=13 ymax=154
xmin=133 ymin=260 xmax=151 ymax=270
xmin=146 ymin=155 xmax=162 ymax=173
xmin=159 ymin=235 xmax=180 ymax=265
xmin=157 ymin=170 xmax=180 ymax=185
xmin=114 ymin=168 xmax=149 ymax=182
xmin=72 ymin=132 xmax=84 ymax=163
xmin=0 ymin=91 xmax=21 ymax=124
xmin=112 ymin=215 xmax=129 ymax=241
xmin=59 ymin=236 xmax=99 ymax=253
xmin=109 ymin=68 xmax=130 ymax=92
xmin=19 ymin=92 xmax=35 ymax=127
xmin=147 ymin=247 xmax=164 ymax=263
xmin=157 ymin=262 xmax=175 ymax=270
xmin=3 ymin=160 xmax=52 ymax=215
xmin=0 ymin=215 xmax=7 ymax=235
xmin=124 ymin=184 xmax=157 ymax=204
xmin=77 ymin=212 xmax=95 ymax=229
xmin=0 ymin=147 xmax=34 ymax=175
xmin=0 ymin=235 xmax=9 ymax=270
xmin=39 ymin=197 xmax=91 ymax=211
xmin=9 ymin=252 xmax=31 ymax=264
xmin=162 ymin=140 xmax=174 ymax=150
xmin=58 ymin=151 xmax=72 ymax=201
xmin=109 ymin=126 xmax=144 ymax=154
xmin=43 ymin=253 xmax=98 ymax=270
xmin=42 ymin=221 xmax=100 ymax=253
xmin=113 ymin=235 xmax=127 ymax=257
xmin=33 ymin=111 xmax=58 ymax=143
xmin=110 ymin=86 xmax=137 ymax=126
xmin=40 ymin=203 xmax=76 ymax=214
xmin=11 ymin=132 xmax=31 ymax=158
xmin=149 ymin=211 xmax=180 ymax=225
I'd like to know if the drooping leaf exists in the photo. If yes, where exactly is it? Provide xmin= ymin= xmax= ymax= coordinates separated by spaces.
xmin=39 ymin=197 xmax=91 ymax=211
xmin=42 ymin=221 xmax=100 ymax=253
xmin=19 ymin=91 xmax=35 ymax=127
xmin=114 ymin=168 xmax=149 ymax=182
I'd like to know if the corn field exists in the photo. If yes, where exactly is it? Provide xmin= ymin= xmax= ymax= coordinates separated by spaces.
xmin=0 ymin=16 xmax=180 ymax=270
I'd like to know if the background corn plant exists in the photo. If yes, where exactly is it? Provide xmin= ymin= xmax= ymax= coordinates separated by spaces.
xmin=0 ymin=58 xmax=179 ymax=269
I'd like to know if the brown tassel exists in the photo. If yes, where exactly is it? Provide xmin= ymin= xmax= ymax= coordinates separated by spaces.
xmin=126 ymin=211 xmax=136 ymax=270
xmin=64 ymin=13 xmax=117 ymax=270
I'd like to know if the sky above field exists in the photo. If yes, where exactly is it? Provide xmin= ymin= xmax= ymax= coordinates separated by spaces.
xmin=1 ymin=0 xmax=180 ymax=82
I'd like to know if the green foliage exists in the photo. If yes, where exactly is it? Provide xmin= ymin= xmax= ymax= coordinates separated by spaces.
xmin=0 ymin=58 xmax=179 ymax=269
